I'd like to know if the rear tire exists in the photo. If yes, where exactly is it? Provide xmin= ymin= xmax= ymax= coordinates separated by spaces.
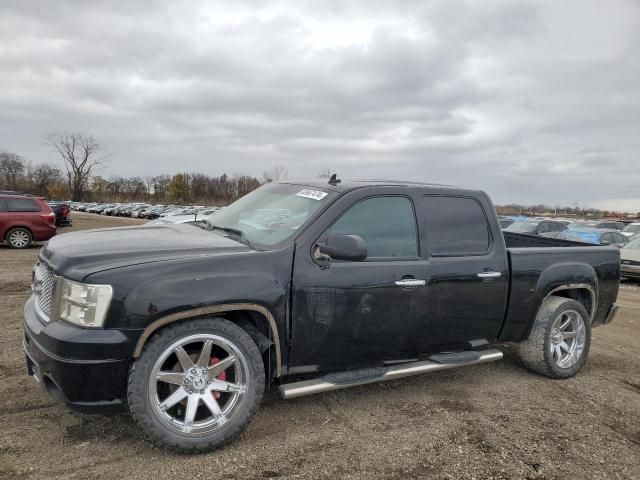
xmin=6 ymin=228 xmax=32 ymax=249
xmin=128 ymin=317 xmax=265 ymax=452
xmin=515 ymin=296 xmax=591 ymax=379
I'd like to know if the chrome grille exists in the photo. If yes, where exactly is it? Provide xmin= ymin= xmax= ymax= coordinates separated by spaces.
xmin=34 ymin=262 xmax=55 ymax=321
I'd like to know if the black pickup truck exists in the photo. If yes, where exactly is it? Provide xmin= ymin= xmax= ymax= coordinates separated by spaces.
xmin=24 ymin=179 xmax=620 ymax=451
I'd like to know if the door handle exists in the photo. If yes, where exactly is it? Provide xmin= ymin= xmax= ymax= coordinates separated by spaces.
xmin=477 ymin=271 xmax=501 ymax=279
xmin=394 ymin=279 xmax=426 ymax=287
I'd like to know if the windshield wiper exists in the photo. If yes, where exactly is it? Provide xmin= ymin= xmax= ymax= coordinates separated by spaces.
xmin=208 ymin=224 xmax=258 ymax=250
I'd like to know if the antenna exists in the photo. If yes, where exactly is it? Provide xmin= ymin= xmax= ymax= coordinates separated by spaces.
xmin=328 ymin=173 xmax=341 ymax=186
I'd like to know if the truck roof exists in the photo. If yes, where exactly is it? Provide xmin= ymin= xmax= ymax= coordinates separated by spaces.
xmin=278 ymin=179 xmax=462 ymax=193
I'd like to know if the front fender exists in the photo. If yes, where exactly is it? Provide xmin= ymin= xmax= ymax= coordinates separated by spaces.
xmin=84 ymin=248 xmax=294 ymax=374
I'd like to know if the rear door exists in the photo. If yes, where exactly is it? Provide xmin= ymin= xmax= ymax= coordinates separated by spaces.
xmin=416 ymin=194 xmax=509 ymax=350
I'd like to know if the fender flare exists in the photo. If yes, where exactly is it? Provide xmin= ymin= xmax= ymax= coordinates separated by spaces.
xmin=132 ymin=303 xmax=282 ymax=377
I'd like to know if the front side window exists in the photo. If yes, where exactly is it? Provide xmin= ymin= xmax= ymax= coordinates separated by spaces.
xmin=7 ymin=198 xmax=40 ymax=212
xmin=326 ymin=196 xmax=418 ymax=258
xmin=423 ymin=196 xmax=491 ymax=256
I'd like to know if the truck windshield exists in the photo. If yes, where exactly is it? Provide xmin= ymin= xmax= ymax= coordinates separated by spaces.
xmin=206 ymin=183 xmax=335 ymax=247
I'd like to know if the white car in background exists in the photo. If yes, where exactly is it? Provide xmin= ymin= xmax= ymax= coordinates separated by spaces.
xmin=621 ymin=237 xmax=640 ymax=280
xmin=621 ymin=222 xmax=640 ymax=238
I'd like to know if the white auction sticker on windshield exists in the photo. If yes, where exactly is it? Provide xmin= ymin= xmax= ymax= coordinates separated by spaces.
xmin=296 ymin=189 xmax=328 ymax=201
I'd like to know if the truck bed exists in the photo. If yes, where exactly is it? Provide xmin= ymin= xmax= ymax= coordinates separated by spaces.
xmin=499 ymin=232 xmax=620 ymax=343
xmin=503 ymin=231 xmax=590 ymax=248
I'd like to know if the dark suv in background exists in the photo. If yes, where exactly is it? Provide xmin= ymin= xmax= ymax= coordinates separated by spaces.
xmin=0 ymin=194 xmax=56 ymax=248
xmin=46 ymin=201 xmax=72 ymax=226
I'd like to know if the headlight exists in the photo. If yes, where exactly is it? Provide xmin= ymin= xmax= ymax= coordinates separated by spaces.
xmin=58 ymin=279 xmax=113 ymax=327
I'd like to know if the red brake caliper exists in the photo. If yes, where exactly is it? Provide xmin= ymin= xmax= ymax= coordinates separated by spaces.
xmin=209 ymin=357 xmax=227 ymax=399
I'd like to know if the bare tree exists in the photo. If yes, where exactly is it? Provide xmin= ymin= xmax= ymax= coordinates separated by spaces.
xmin=31 ymin=163 xmax=63 ymax=197
xmin=45 ymin=132 xmax=109 ymax=201
xmin=0 ymin=151 xmax=25 ymax=189
xmin=262 ymin=164 xmax=288 ymax=183
xmin=317 ymin=168 xmax=332 ymax=179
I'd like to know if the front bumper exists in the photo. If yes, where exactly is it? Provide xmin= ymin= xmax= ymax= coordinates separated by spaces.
xmin=23 ymin=295 xmax=140 ymax=414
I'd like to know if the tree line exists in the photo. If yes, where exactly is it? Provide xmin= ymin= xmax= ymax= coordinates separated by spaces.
xmin=3 ymin=131 xmax=630 ymax=216
xmin=1 ymin=132 xmax=289 ymax=206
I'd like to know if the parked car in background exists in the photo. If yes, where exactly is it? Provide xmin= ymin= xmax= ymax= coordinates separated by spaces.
xmin=568 ymin=220 xmax=625 ymax=231
xmin=127 ymin=204 xmax=151 ymax=217
xmin=542 ymin=228 xmax=629 ymax=248
xmin=143 ymin=206 xmax=168 ymax=219
xmin=0 ymin=194 xmax=56 ymax=248
xmin=498 ymin=217 xmax=514 ymax=229
xmin=621 ymin=238 xmax=640 ymax=279
xmin=159 ymin=207 xmax=195 ymax=218
xmin=504 ymin=219 xmax=567 ymax=236
xmin=46 ymin=201 xmax=72 ymax=227
xmin=621 ymin=222 xmax=640 ymax=238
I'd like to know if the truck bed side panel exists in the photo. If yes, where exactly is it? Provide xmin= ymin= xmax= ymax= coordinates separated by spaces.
xmin=500 ymin=247 xmax=620 ymax=342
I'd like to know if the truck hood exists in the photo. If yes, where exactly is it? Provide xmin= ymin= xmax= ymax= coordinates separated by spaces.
xmin=40 ymin=224 xmax=251 ymax=280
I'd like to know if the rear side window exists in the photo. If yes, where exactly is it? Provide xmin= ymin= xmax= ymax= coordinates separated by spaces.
xmin=6 ymin=198 xmax=40 ymax=212
xmin=423 ymin=196 xmax=491 ymax=256
xmin=327 ymin=196 xmax=418 ymax=258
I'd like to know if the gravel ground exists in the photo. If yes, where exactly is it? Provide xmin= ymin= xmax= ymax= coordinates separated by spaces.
xmin=1 ymin=212 xmax=639 ymax=480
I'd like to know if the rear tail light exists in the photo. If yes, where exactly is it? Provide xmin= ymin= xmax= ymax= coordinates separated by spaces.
xmin=41 ymin=212 xmax=56 ymax=225
xmin=61 ymin=205 xmax=69 ymax=218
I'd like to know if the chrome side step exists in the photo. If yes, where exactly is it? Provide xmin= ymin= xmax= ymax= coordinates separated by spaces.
xmin=279 ymin=349 xmax=503 ymax=400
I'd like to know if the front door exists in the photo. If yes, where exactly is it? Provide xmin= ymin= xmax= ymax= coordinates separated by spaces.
xmin=289 ymin=192 xmax=432 ymax=372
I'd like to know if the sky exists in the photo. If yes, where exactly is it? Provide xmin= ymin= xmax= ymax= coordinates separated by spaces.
xmin=1 ymin=0 xmax=639 ymax=210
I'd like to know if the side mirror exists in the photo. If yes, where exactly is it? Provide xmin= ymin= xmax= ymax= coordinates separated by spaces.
xmin=318 ymin=234 xmax=367 ymax=261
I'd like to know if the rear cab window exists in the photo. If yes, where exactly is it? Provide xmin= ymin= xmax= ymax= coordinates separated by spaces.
xmin=422 ymin=195 xmax=491 ymax=256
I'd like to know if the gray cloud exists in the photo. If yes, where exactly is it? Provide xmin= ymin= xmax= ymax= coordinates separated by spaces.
xmin=0 ymin=0 xmax=639 ymax=209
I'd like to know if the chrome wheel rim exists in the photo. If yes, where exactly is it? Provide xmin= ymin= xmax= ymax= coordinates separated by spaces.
xmin=148 ymin=334 xmax=249 ymax=436
xmin=550 ymin=309 xmax=586 ymax=369
xmin=9 ymin=230 xmax=29 ymax=247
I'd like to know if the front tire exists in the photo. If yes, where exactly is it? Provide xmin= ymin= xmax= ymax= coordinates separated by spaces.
xmin=128 ymin=317 xmax=265 ymax=451
xmin=6 ymin=227 xmax=32 ymax=249
xmin=515 ymin=296 xmax=591 ymax=379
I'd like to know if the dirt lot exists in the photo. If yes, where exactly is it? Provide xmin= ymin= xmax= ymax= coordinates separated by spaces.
xmin=1 ymin=212 xmax=639 ymax=479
